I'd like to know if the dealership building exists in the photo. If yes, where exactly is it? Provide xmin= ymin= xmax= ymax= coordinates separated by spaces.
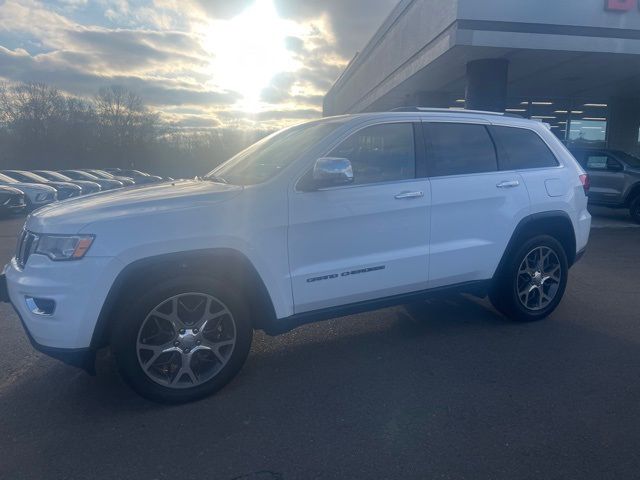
xmin=324 ymin=0 xmax=640 ymax=154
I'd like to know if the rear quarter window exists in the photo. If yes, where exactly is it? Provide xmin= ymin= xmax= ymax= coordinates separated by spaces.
xmin=489 ymin=126 xmax=559 ymax=171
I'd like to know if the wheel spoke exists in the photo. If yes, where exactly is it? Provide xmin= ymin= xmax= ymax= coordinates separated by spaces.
xmin=537 ymin=287 xmax=544 ymax=308
xmin=518 ymin=283 xmax=532 ymax=298
xmin=198 ymin=309 xmax=229 ymax=332
xmin=545 ymin=265 xmax=561 ymax=281
xmin=139 ymin=343 xmax=177 ymax=369
xmin=199 ymin=338 xmax=235 ymax=363
xmin=171 ymin=360 xmax=198 ymax=385
xmin=152 ymin=297 xmax=187 ymax=332
xmin=539 ymin=247 xmax=550 ymax=266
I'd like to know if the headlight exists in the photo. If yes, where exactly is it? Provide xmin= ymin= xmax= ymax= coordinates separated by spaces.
xmin=35 ymin=235 xmax=94 ymax=261
xmin=35 ymin=192 xmax=55 ymax=201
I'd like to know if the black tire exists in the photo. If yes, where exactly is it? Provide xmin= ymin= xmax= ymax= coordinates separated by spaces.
xmin=111 ymin=274 xmax=253 ymax=404
xmin=489 ymin=235 xmax=568 ymax=322
xmin=630 ymin=196 xmax=640 ymax=225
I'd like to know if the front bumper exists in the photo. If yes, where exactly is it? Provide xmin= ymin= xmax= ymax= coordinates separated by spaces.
xmin=3 ymin=254 xmax=123 ymax=350
xmin=1 ymin=200 xmax=26 ymax=214
xmin=0 ymin=270 xmax=95 ymax=372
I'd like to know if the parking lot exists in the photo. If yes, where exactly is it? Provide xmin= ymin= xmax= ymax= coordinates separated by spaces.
xmin=0 ymin=208 xmax=639 ymax=480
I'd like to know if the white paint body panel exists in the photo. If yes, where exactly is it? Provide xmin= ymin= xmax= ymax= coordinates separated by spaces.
xmin=428 ymin=171 xmax=530 ymax=287
xmin=4 ymin=112 xmax=590 ymax=350
xmin=289 ymin=179 xmax=431 ymax=313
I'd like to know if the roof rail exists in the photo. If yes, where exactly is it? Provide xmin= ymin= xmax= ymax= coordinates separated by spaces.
xmin=390 ymin=106 xmax=523 ymax=118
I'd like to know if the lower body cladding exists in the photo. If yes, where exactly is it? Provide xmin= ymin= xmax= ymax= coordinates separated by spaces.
xmin=2 ymin=254 xmax=124 ymax=374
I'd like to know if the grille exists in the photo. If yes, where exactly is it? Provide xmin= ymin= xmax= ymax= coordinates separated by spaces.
xmin=16 ymin=230 xmax=39 ymax=269
xmin=10 ymin=194 xmax=26 ymax=206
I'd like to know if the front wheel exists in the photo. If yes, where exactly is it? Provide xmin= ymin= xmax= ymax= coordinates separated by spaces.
xmin=111 ymin=275 xmax=253 ymax=403
xmin=490 ymin=235 xmax=568 ymax=322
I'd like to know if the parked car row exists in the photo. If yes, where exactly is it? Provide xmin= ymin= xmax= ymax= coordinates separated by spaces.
xmin=0 ymin=168 xmax=167 ymax=216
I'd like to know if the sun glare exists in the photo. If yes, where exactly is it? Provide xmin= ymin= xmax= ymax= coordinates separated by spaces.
xmin=203 ymin=0 xmax=299 ymax=112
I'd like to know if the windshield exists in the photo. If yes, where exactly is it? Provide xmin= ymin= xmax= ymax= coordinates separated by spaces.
xmin=207 ymin=119 xmax=346 ymax=186
xmin=94 ymin=170 xmax=115 ymax=178
xmin=11 ymin=171 xmax=48 ymax=183
xmin=0 ymin=173 xmax=17 ymax=184
xmin=65 ymin=170 xmax=98 ymax=180
xmin=122 ymin=170 xmax=146 ymax=176
xmin=612 ymin=150 xmax=640 ymax=168
xmin=35 ymin=171 xmax=72 ymax=181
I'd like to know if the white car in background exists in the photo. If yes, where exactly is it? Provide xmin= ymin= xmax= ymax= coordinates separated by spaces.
xmin=1 ymin=109 xmax=591 ymax=403
xmin=0 ymin=172 xmax=57 ymax=211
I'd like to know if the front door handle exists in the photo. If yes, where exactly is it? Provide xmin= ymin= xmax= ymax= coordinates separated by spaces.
xmin=496 ymin=180 xmax=520 ymax=189
xmin=395 ymin=191 xmax=424 ymax=200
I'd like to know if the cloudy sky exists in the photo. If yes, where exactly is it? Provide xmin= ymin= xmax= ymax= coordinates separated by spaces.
xmin=0 ymin=0 xmax=398 ymax=129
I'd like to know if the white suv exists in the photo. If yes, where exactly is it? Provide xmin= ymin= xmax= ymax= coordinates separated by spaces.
xmin=1 ymin=110 xmax=591 ymax=403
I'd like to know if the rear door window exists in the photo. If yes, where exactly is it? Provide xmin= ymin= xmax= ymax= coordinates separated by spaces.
xmin=489 ymin=126 xmax=559 ymax=170
xmin=423 ymin=123 xmax=498 ymax=177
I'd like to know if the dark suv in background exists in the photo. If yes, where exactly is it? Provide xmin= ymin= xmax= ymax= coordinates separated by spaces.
xmin=570 ymin=148 xmax=640 ymax=223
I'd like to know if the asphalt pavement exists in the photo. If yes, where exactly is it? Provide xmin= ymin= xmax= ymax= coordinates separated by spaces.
xmin=0 ymin=208 xmax=639 ymax=480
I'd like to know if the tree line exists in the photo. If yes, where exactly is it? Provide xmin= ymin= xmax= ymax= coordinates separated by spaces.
xmin=0 ymin=82 xmax=270 ymax=178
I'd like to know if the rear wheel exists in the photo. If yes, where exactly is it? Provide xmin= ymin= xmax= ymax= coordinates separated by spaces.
xmin=111 ymin=275 xmax=253 ymax=403
xmin=630 ymin=196 xmax=640 ymax=224
xmin=490 ymin=235 xmax=568 ymax=322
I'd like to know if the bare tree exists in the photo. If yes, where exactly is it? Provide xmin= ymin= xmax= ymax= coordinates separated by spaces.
xmin=0 ymin=82 xmax=66 ymax=168
xmin=94 ymin=86 xmax=160 ymax=168
xmin=0 ymin=81 xmax=263 ymax=176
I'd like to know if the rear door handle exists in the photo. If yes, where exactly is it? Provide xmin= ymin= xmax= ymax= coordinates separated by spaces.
xmin=394 ymin=191 xmax=424 ymax=200
xmin=496 ymin=180 xmax=520 ymax=189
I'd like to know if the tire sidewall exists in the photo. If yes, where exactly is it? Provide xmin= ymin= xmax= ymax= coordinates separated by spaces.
xmin=111 ymin=275 xmax=253 ymax=404
xmin=630 ymin=196 xmax=640 ymax=224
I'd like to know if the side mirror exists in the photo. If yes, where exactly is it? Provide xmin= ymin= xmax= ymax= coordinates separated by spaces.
xmin=607 ymin=159 xmax=623 ymax=172
xmin=312 ymin=157 xmax=354 ymax=188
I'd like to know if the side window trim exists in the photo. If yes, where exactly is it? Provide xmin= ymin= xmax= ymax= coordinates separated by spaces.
xmin=486 ymin=125 xmax=509 ymax=171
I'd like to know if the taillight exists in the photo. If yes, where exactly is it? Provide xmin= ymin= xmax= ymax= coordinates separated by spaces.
xmin=579 ymin=174 xmax=590 ymax=195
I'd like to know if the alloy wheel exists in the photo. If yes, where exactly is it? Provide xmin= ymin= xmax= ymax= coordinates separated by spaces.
xmin=136 ymin=293 xmax=237 ymax=388
xmin=516 ymin=246 xmax=562 ymax=311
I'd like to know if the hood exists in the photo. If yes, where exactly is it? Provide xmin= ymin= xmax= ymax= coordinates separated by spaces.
xmin=113 ymin=176 xmax=135 ymax=184
xmin=0 ymin=185 xmax=24 ymax=196
xmin=27 ymin=179 xmax=243 ymax=233
xmin=49 ymin=181 xmax=82 ymax=191
xmin=71 ymin=180 xmax=101 ymax=188
xmin=96 ymin=178 xmax=123 ymax=187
